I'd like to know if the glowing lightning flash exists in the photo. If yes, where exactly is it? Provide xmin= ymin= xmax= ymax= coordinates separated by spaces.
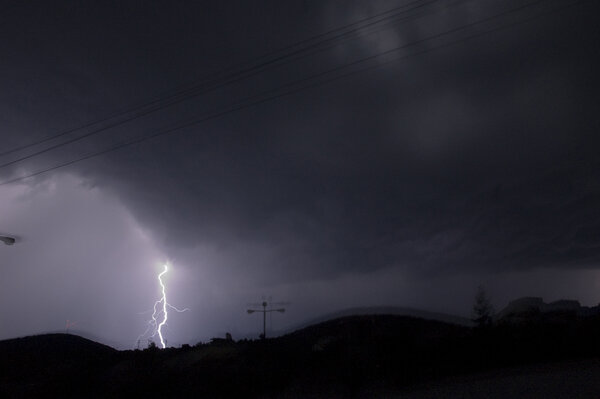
xmin=156 ymin=265 xmax=170 ymax=348
xmin=137 ymin=263 xmax=189 ymax=349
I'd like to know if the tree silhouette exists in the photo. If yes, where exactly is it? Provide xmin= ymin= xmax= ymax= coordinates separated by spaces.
xmin=472 ymin=286 xmax=494 ymax=328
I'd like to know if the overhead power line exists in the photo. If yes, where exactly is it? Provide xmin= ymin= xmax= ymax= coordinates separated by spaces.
xmin=0 ymin=0 xmax=443 ymax=159
xmin=0 ymin=0 xmax=585 ymax=186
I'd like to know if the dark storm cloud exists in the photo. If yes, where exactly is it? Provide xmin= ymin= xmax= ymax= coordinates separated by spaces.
xmin=3 ymin=0 xmax=599 ymax=281
xmin=2 ymin=0 xmax=600 ymax=345
xmin=108 ymin=0 xmax=600 ymax=279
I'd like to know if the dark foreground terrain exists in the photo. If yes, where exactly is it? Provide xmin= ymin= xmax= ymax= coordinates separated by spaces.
xmin=2 ymin=314 xmax=600 ymax=398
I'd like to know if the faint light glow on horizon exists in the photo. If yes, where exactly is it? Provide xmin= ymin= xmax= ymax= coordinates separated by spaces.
xmin=138 ymin=263 xmax=189 ymax=349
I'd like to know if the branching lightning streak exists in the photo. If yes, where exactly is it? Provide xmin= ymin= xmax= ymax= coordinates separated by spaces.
xmin=156 ymin=265 xmax=169 ymax=348
xmin=137 ymin=263 xmax=189 ymax=349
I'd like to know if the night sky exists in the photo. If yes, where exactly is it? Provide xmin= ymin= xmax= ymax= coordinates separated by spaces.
xmin=1 ymin=0 xmax=599 ymax=349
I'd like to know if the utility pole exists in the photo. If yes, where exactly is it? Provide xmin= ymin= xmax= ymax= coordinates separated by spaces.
xmin=247 ymin=301 xmax=285 ymax=339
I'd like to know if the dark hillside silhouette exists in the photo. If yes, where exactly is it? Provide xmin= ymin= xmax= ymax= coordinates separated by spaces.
xmin=0 ymin=334 xmax=117 ymax=397
xmin=1 ymin=313 xmax=600 ymax=397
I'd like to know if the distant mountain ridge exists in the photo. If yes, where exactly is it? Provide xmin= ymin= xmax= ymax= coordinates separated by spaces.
xmin=497 ymin=297 xmax=600 ymax=321
xmin=0 ymin=333 xmax=117 ymax=361
xmin=274 ymin=306 xmax=473 ymax=337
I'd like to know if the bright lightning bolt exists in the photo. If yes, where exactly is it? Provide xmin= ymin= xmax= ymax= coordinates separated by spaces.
xmin=156 ymin=265 xmax=169 ymax=348
xmin=137 ymin=263 xmax=189 ymax=349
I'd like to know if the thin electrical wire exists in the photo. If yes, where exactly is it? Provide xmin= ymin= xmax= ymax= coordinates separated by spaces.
xmin=0 ymin=0 xmax=513 ymax=171
xmin=0 ymin=0 xmax=585 ymax=186
xmin=0 ymin=1 xmax=452 ymax=171
xmin=0 ymin=0 xmax=439 ymax=158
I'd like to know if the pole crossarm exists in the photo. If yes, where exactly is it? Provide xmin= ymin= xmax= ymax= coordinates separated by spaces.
xmin=246 ymin=301 xmax=286 ymax=339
